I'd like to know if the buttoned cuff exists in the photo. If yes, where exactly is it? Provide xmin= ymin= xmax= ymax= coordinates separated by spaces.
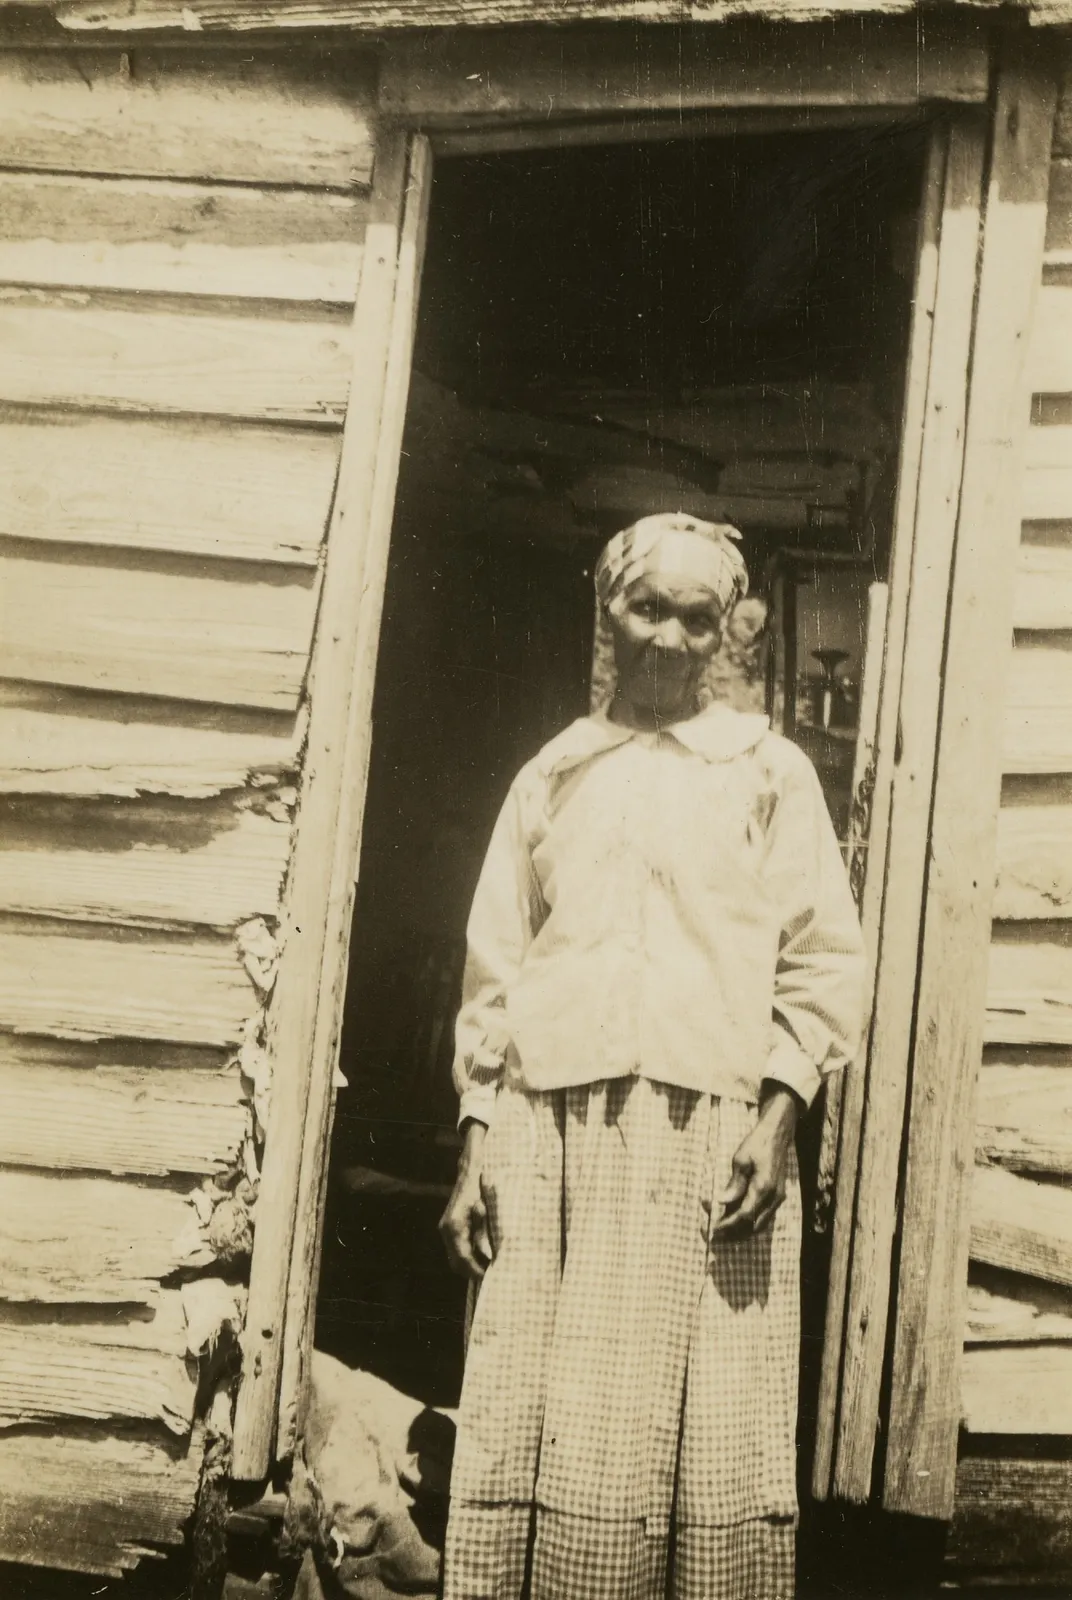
xmin=458 ymin=1088 xmax=498 ymax=1131
xmin=765 ymin=1031 xmax=823 ymax=1110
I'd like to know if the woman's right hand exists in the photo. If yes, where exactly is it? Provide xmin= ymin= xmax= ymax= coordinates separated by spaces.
xmin=439 ymin=1120 xmax=493 ymax=1280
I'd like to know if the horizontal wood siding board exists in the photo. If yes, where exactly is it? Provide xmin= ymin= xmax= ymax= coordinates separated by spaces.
xmin=977 ymin=1062 xmax=1072 ymax=1175
xmin=0 ymin=1325 xmax=196 ymax=1434
xmin=1003 ymin=634 xmax=1072 ymax=773
xmin=1014 ymin=539 xmax=1072 ymax=628
xmin=0 ymin=49 xmax=375 ymax=188
xmin=0 ymin=683 xmax=304 ymax=798
xmin=1023 ymin=423 xmax=1072 ymax=519
xmin=0 ymin=1061 xmax=250 ymax=1176
xmin=0 ymin=173 xmax=365 ymax=305
xmin=0 ymin=1424 xmax=203 ymax=1576
xmin=0 ymin=294 xmax=351 ymax=426
xmin=0 ymin=1169 xmax=220 ymax=1302
xmin=987 ymin=922 xmax=1072 ymax=1045
xmin=1029 ymin=284 xmax=1072 ymax=392
xmin=994 ymin=783 xmax=1072 ymax=918
xmin=961 ymin=1343 xmax=1072 ymax=1432
xmin=0 ymin=547 xmax=320 ymax=711
xmin=0 ymin=920 xmax=259 ymax=1045
xmin=967 ymin=1268 xmax=1072 ymax=1341
xmin=950 ymin=1456 xmax=1072 ymax=1584
xmin=971 ymin=1162 xmax=1072 ymax=1288
xmin=0 ymin=413 xmax=340 ymax=566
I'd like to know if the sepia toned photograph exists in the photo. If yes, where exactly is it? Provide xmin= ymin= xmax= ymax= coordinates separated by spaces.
xmin=0 ymin=5 xmax=1069 ymax=1598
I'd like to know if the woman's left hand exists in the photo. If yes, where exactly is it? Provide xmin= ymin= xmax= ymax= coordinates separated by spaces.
xmin=712 ymin=1085 xmax=800 ymax=1239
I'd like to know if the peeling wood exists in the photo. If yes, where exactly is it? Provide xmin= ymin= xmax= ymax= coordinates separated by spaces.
xmin=0 ymin=292 xmax=352 ymax=426
xmin=994 ymin=785 xmax=1072 ymax=918
xmin=0 ymin=683 xmax=304 ymax=799
xmin=0 ymin=1060 xmax=250 ymax=1176
xmin=986 ymin=923 xmax=1072 ymax=1046
xmin=0 ymin=413 xmax=340 ymax=566
xmin=971 ymin=1163 xmax=1072 ymax=1288
xmin=0 ymin=1169 xmax=221 ymax=1302
xmin=0 ymin=48 xmax=375 ymax=188
xmin=0 ymin=919 xmax=259 ymax=1046
xmin=966 ymin=1267 xmax=1072 ymax=1342
xmin=0 ymin=1423 xmax=204 ymax=1576
xmin=0 ymin=1323 xmax=196 ymax=1435
xmin=0 ymin=173 xmax=365 ymax=305
xmin=961 ymin=1342 xmax=1072 ymax=1432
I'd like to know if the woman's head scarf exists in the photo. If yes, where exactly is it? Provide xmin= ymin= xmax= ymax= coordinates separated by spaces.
xmin=590 ymin=513 xmax=749 ymax=713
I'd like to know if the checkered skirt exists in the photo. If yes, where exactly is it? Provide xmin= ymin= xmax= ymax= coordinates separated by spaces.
xmin=442 ymin=1072 xmax=800 ymax=1600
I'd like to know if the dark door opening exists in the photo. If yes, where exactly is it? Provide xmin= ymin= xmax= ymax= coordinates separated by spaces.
xmin=314 ymin=124 xmax=927 ymax=1411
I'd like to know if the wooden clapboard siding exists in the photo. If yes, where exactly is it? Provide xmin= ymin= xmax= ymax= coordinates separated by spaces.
xmin=950 ymin=1456 xmax=1072 ymax=1587
xmin=1023 ymin=424 xmax=1072 ymax=516
xmin=962 ymin=1343 xmax=1072 ymax=1432
xmin=0 ymin=49 xmax=375 ymax=188
xmin=977 ymin=1061 xmax=1072 ymax=1173
xmin=0 ymin=174 xmax=364 ymax=305
xmin=1004 ymin=634 xmax=1072 ymax=772
xmin=1029 ymin=285 xmax=1072 ymax=392
xmin=986 ymin=923 xmax=1072 ymax=1045
xmin=994 ymin=779 xmax=1072 ymax=918
xmin=0 ymin=1424 xmax=204 ymax=1576
xmin=0 ymin=293 xmax=351 ymax=426
xmin=0 ymin=1170 xmax=223 ymax=1302
xmin=0 ymin=799 xmax=290 ymax=929
xmin=967 ymin=1268 xmax=1072 ymax=1341
xmin=0 ymin=1321 xmax=196 ymax=1435
xmin=0 ymin=684 xmax=304 ymax=799
xmin=0 ymin=546 xmax=320 ymax=711
xmin=0 ymin=1060 xmax=250 ymax=1176
xmin=0 ymin=414 xmax=339 ymax=566
xmin=971 ymin=1163 xmax=1072 ymax=1288
xmin=1015 ymin=536 xmax=1072 ymax=628
xmin=0 ymin=920 xmax=259 ymax=1045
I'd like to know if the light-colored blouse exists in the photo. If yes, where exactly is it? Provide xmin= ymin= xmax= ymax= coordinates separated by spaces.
xmin=453 ymin=704 xmax=868 ymax=1130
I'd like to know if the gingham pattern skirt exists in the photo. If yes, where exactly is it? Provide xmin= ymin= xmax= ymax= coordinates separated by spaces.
xmin=442 ymin=1072 xmax=800 ymax=1600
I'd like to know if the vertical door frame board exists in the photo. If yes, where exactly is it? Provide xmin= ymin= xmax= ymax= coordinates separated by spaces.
xmin=883 ymin=43 xmax=1059 ymax=1522
xmin=830 ymin=114 xmax=988 ymax=1504
xmin=231 ymin=130 xmax=412 ymax=1483
xmin=276 ymin=136 xmax=433 ymax=1461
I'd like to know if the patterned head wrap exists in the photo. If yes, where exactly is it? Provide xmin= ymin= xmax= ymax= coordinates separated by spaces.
xmin=590 ymin=513 xmax=750 ymax=713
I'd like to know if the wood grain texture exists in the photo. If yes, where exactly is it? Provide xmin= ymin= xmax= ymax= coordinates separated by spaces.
xmin=1003 ymin=635 xmax=1072 ymax=773
xmin=0 ymin=1322 xmax=196 ymax=1435
xmin=0 ymin=292 xmax=351 ymax=426
xmin=0 ymin=1169 xmax=219 ymax=1302
xmin=833 ymin=120 xmax=985 ymax=1506
xmin=994 ymin=783 xmax=1072 ymax=918
xmin=0 ymin=173 xmax=364 ymax=304
xmin=987 ymin=924 xmax=1072 ymax=1046
xmin=1014 ymin=538 xmax=1072 ymax=628
xmin=977 ymin=1061 xmax=1072 ymax=1174
xmin=971 ymin=1162 xmax=1072 ymax=1287
xmin=0 ymin=1060 xmax=250 ymax=1176
xmin=0 ymin=49 xmax=374 ymax=188
xmin=0 ymin=413 xmax=339 ymax=565
xmin=1022 ymin=423 xmax=1072 ymax=518
xmin=0 ymin=920 xmax=258 ymax=1046
xmin=884 ymin=53 xmax=1057 ymax=1518
xmin=1029 ymin=285 xmax=1072 ymax=392
xmin=0 ymin=1423 xmax=204 ymax=1576
xmin=0 ymin=547 xmax=319 ymax=711
xmin=961 ymin=1342 xmax=1072 ymax=1432
xmin=967 ymin=1268 xmax=1072 ymax=1341
xmin=949 ymin=1456 xmax=1072 ymax=1586
xmin=0 ymin=683 xmax=304 ymax=799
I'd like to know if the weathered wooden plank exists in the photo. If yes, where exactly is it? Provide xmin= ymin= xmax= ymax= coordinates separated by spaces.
xmin=0 ymin=798 xmax=290 ymax=930
xmin=1022 ymin=423 xmax=1072 ymax=519
xmin=378 ymin=22 xmax=989 ymax=118
xmin=949 ymin=1456 xmax=1072 ymax=1586
xmin=971 ymin=1162 xmax=1072 ymax=1287
xmin=1003 ymin=636 xmax=1072 ymax=774
xmin=1029 ymin=284 xmax=1072 ymax=393
xmin=0 ymin=548 xmax=319 ymax=712
xmin=0 ymin=1169 xmax=221 ymax=1302
xmin=994 ymin=782 xmax=1072 ymax=918
xmin=0 ymin=683 xmax=304 ymax=799
xmin=977 ymin=1061 xmax=1072 ymax=1173
xmin=1015 ymin=538 xmax=1072 ymax=628
xmin=833 ymin=119 xmax=985 ymax=1506
xmin=0 ymin=413 xmax=339 ymax=566
xmin=987 ymin=924 xmax=1072 ymax=1046
xmin=0 ymin=49 xmax=374 ymax=188
xmin=0 ymin=173 xmax=364 ymax=305
xmin=884 ymin=54 xmax=1058 ymax=1519
xmin=0 ymin=1060 xmax=249 ymax=1176
xmin=0 ymin=1322 xmax=196 ymax=1435
xmin=0 ymin=919 xmax=259 ymax=1046
xmin=962 ymin=1342 xmax=1072 ymax=1432
xmin=0 ymin=1423 xmax=204 ymax=1576
xmin=967 ymin=1268 xmax=1072 ymax=1341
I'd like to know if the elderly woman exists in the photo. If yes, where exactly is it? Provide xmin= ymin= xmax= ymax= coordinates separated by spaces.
xmin=439 ymin=514 xmax=867 ymax=1600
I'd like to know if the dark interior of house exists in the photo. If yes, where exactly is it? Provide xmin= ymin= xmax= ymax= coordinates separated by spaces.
xmin=314 ymin=125 xmax=927 ymax=1451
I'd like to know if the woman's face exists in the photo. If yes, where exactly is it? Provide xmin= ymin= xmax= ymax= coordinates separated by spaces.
xmin=608 ymin=573 xmax=723 ymax=721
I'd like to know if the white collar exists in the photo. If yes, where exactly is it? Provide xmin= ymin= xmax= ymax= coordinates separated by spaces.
xmin=537 ymin=703 xmax=770 ymax=780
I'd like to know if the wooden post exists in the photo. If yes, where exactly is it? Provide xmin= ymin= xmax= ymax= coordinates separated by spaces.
xmin=883 ymin=46 xmax=1059 ymax=1521
xmin=231 ymin=132 xmax=411 ymax=1483
xmin=830 ymin=117 xmax=986 ymax=1504
xmin=276 ymin=136 xmax=433 ymax=1460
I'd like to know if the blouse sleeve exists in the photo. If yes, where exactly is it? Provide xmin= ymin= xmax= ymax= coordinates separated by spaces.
xmin=452 ymin=772 xmax=545 ymax=1130
xmin=763 ymin=750 xmax=869 ymax=1110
